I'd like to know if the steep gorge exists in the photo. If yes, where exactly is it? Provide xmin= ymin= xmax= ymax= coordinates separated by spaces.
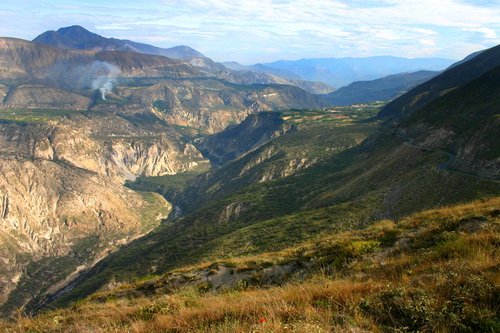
xmin=0 ymin=156 xmax=171 ymax=315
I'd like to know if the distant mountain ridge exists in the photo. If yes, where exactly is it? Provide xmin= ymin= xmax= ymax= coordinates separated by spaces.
xmin=222 ymin=61 xmax=335 ymax=94
xmin=325 ymin=70 xmax=438 ymax=106
xmin=32 ymin=26 xmax=333 ymax=94
xmin=33 ymin=25 xmax=205 ymax=60
xmin=222 ymin=62 xmax=302 ymax=81
xmin=262 ymin=56 xmax=455 ymax=87
xmin=32 ymin=26 xmax=456 ymax=97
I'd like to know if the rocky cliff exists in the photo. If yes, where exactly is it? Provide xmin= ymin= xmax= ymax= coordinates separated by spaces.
xmin=119 ymin=80 xmax=320 ymax=134
xmin=0 ymin=109 xmax=202 ymax=314
xmin=197 ymin=112 xmax=295 ymax=165
xmin=0 ymin=156 xmax=171 ymax=315
xmin=0 ymin=117 xmax=207 ymax=182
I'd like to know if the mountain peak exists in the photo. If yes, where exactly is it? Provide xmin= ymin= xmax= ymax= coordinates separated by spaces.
xmin=55 ymin=25 xmax=99 ymax=38
xmin=57 ymin=25 xmax=90 ymax=32
xmin=33 ymin=26 xmax=205 ymax=59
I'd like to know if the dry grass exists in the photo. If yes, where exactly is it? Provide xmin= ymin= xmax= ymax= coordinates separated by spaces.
xmin=1 ymin=197 xmax=498 ymax=332
xmin=3 ymin=279 xmax=379 ymax=333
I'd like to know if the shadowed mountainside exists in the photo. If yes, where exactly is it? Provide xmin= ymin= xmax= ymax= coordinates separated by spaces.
xmin=324 ymin=70 xmax=438 ymax=106
xmin=379 ymin=44 xmax=500 ymax=120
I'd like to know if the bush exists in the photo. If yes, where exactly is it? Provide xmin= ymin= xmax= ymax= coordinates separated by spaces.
xmin=360 ymin=287 xmax=433 ymax=332
xmin=434 ymin=272 xmax=499 ymax=332
xmin=133 ymin=300 xmax=176 ymax=321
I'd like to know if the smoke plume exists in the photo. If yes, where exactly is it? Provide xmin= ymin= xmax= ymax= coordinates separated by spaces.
xmin=90 ymin=61 xmax=121 ymax=100
xmin=46 ymin=60 xmax=121 ymax=100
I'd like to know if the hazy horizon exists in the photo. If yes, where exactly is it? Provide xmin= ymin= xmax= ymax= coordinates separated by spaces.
xmin=1 ymin=0 xmax=499 ymax=64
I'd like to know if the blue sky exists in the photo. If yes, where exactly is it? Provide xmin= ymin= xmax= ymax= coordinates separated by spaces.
xmin=1 ymin=0 xmax=499 ymax=63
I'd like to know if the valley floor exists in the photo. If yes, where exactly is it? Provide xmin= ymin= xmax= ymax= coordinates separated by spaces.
xmin=1 ymin=197 xmax=498 ymax=332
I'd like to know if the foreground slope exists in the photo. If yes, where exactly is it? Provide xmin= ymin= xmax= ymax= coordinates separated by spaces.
xmin=3 ymin=198 xmax=498 ymax=332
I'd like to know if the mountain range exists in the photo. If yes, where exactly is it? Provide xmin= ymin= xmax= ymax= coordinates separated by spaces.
xmin=34 ymin=25 xmax=205 ymax=59
xmin=30 ymin=26 xmax=331 ymax=94
xmin=31 ymin=26 xmax=453 ymax=95
xmin=262 ymin=56 xmax=454 ymax=87
xmin=0 ymin=25 xmax=498 ymax=333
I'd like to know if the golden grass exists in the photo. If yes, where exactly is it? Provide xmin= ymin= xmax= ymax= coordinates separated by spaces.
xmin=1 ymin=197 xmax=498 ymax=332
xmin=3 ymin=279 xmax=380 ymax=333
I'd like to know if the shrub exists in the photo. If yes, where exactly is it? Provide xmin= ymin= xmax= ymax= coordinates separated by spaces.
xmin=133 ymin=300 xmax=176 ymax=321
xmin=360 ymin=287 xmax=433 ymax=332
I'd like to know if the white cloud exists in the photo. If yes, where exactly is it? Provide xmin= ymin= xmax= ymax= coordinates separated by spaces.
xmin=419 ymin=39 xmax=437 ymax=47
xmin=463 ymin=27 xmax=498 ymax=39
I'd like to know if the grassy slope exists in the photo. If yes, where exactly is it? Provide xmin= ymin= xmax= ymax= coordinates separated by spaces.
xmin=179 ymin=116 xmax=379 ymax=213
xmin=3 ymin=197 xmax=498 ymax=332
xmin=0 ymin=108 xmax=90 ymax=123
xmin=127 ymin=105 xmax=380 ymax=213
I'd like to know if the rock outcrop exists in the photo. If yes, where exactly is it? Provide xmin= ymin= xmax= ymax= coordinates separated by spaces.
xmin=0 ymin=117 xmax=207 ymax=182
xmin=0 ymin=156 xmax=170 ymax=315
xmin=197 ymin=112 xmax=294 ymax=165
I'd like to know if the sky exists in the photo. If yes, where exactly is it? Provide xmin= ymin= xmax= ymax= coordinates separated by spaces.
xmin=1 ymin=0 xmax=500 ymax=64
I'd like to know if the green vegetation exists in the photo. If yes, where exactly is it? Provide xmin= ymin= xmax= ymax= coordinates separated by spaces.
xmin=281 ymin=102 xmax=382 ymax=125
xmin=2 ymin=198 xmax=497 ymax=332
xmin=152 ymin=100 xmax=169 ymax=112
xmin=0 ymin=108 xmax=88 ymax=123
xmin=128 ymin=173 xmax=202 ymax=195
xmin=181 ymin=106 xmax=381 ymax=213
xmin=138 ymin=192 xmax=172 ymax=233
